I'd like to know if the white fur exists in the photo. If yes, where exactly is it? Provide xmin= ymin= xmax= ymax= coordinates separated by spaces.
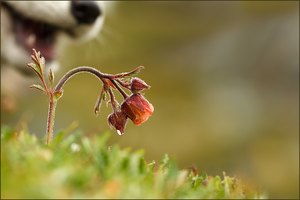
xmin=1 ymin=1 xmax=105 ymax=68
xmin=1 ymin=1 xmax=106 ymax=98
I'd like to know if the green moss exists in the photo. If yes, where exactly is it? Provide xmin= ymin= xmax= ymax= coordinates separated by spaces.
xmin=1 ymin=126 xmax=265 ymax=199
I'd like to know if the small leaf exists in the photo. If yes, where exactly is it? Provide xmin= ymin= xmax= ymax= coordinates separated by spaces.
xmin=39 ymin=56 xmax=45 ymax=69
xmin=130 ymin=66 xmax=144 ymax=75
xmin=53 ymin=90 xmax=63 ymax=100
xmin=114 ymin=66 xmax=145 ymax=78
xmin=48 ymin=68 xmax=54 ymax=89
xmin=27 ymin=63 xmax=42 ymax=79
xmin=103 ymin=91 xmax=107 ymax=101
xmin=29 ymin=84 xmax=46 ymax=94
xmin=94 ymin=88 xmax=105 ymax=116
xmin=31 ymin=49 xmax=45 ymax=75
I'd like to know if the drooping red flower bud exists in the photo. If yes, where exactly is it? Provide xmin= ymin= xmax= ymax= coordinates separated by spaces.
xmin=121 ymin=93 xmax=154 ymax=125
xmin=107 ymin=111 xmax=128 ymax=135
xmin=130 ymin=77 xmax=150 ymax=93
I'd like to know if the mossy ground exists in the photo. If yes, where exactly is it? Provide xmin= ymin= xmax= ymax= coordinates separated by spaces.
xmin=1 ymin=126 xmax=265 ymax=199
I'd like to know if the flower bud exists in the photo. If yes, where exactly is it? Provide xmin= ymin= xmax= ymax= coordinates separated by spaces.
xmin=107 ymin=111 xmax=128 ymax=135
xmin=130 ymin=77 xmax=150 ymax=93
xmin=121 ymin=94 xmax=154 ymax=125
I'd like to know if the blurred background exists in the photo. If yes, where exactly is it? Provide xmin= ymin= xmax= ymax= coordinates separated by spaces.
xmin=2 ymin=1 xmax=299 ymax=198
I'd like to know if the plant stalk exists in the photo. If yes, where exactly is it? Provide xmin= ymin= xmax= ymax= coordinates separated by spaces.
xmin=46 ymin=95 xmax=57 ymax=145
xmin=54 ymin=66 xmax=110 ymax=93
xmin=45 ymin=66 xmax=135 ymax=145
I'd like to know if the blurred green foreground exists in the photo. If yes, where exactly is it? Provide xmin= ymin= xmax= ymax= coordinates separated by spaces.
xmin=1 ymin=127 xmax=264 ymax=199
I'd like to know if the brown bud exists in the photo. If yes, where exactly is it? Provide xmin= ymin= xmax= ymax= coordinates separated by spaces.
xmin=107 ymin=111 xmax=128 ymax=135
xmin=130 ymin=77 xmax=150 ymax=93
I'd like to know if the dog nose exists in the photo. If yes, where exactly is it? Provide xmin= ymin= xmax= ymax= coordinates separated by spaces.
xmin=71 ymin=1 xmax=101 ymax=24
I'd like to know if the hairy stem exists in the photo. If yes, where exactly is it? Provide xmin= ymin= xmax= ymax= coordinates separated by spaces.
xmin=46 ymin=95 xmax=57 ymax=145
xmin=54 ymin=66 xmax=112 ymax=93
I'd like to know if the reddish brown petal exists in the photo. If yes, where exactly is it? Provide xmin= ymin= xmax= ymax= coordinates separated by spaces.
xmin=121 ymin=94 xmax=154 ymax=125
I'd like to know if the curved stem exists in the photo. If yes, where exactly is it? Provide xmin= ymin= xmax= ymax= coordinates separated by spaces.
xmin=54 ymin=66 xmax=112 ymax=93
xmin=45 ymin=66 xmax=110 ymax=145
xmin=45 ymin=66 xmax=134 ymax=145
xmin=54 ymin=66 xmax=129 ymax=99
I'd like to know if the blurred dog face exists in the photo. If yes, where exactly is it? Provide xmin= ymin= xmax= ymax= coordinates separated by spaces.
xmin=1 ymin=1 xmax=105 ymax=72
xmin=1 ymin=1 xmax=106 ymax=113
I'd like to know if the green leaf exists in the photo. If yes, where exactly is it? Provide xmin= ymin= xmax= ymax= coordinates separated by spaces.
xmin=30 ymin=49 xmax=45 ymax=76
xmin=39 ymin=56 xmax=45 ymax=69
xmin=29 ymin=84 xmax=46 ymax=94
xmin=27 ymin=63 xmax=43 ymax=79
xmin=160 ymin=154 xmax=170 ymax=167
xmin=51 ymin=131 xmax=66 ymax=146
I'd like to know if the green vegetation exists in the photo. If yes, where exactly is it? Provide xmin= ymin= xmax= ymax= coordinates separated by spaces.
xmin=1 ymin=126 xmax=264 ymax=199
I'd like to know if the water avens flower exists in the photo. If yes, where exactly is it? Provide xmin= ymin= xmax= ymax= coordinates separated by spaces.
xmin=121 ymin=93 xmax=154 ymax=125
xmin=27 ymin=49 xmax=153 ymax=144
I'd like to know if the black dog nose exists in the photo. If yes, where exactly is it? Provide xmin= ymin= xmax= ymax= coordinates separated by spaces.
xmin=71 ymin=1 xmax=101 ymax=24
